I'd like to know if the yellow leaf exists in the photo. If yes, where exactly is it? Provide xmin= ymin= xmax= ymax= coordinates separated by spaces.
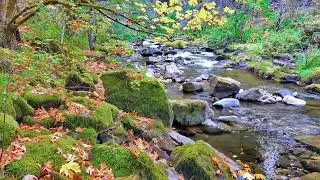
xmin=255 ymin=173 xmax=266 ymax=180
xmin=60 ymin=162 xmax=81 ymax=178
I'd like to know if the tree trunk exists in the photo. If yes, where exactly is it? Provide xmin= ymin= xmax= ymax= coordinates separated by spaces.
xmin=0 ymin=24 xmax=15 ymax=48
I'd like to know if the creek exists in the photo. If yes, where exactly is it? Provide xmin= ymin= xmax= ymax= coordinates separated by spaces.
xmin=128 ymin=41 xmax=320 ymax=179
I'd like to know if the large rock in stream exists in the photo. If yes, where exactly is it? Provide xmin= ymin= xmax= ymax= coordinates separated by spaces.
xmin=170 ymin=140 xmax=234 ymax=180
xmin=236 ymin=88 xmax=280 ymax=104
xmin=170 ymin=99 xmax=214 ymax=126
xmin=305 ymin=84 xmax=320 ymax=95
xmin=101 ymin=70 xmax=173 ymax=127
xmin=282 ymin=95 xmax=306 ymax=106
xmin=209 ymin=75 xmax=241 ymax=99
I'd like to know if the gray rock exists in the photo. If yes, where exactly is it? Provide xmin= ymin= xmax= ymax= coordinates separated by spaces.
xmin=164 ymin=63 xmax=183 ymax=79
xmin=168 ymin=131 xmax=195 ymax=145
xmin=182 ymin=82 xmax=204 ymax=92
xmin=167 ymin=168 xmax=180 ymax=180
xmin=301 ymin=172 xmax=320 ymax=180
xmin=23 ymin=175 xmax=38 ymax=180
xmin=305 ymin=84 xmax=320 ymax=95
xmin=147 ymin=56 xmax=162 ymax=65
xmin=217 ymin=116 xmax=240 ymax=123
xmin=300 ymin=158 xmax=320 ymax=172
xmin=209 ymin=75 xmax=241 ymax=99
xmin=295 ymin=135 xmax=320 ymax=152
xmin=171 ymin=99 xmax=213 ymax=126
xmin=236 ymin=88 xmax=278 ymax=104
xmin=276 ymin=88 xmax=293 ymax=98
xmin=282 ymin=95 xmax=306 ymax=106
xmin=213 ymin=98 xmax=240 ymax=108
xmin=201 ymin=119 xmax=225 ymax=134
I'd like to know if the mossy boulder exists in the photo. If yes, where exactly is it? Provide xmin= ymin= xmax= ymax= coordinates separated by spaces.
xmin=91 ymin=144 xmax=167 ymax=179
xmin=6 ymin=135 xmax=77 ymax=178
xmin=12 ymin=95 xmax=34 ymax=121
xmin=305 ymin=84 xmax=320 ymax=95
xmin=78 ymin=128 xmax=97 ymax=144
xmin=170 ymin=99 xmax=213 ymax=126
xmin=170 ymin=140 xmax=232 ymax=180
xmin=101 ymin=70 xmax=173 ymax=127
xmin=64 ymin=102 xmax=119 ymax=130
xmin=0 ymin=113 xmax=19 ymax=147
xmin=65 ymin=71 xmax=98 ymax=91
xmin=0 ymin=93 xmax=16 ymax=118
xmin=23 ymin=91 xmax=61 ymax=108
xmin=91 ymin=144 xmax=140 ymax=177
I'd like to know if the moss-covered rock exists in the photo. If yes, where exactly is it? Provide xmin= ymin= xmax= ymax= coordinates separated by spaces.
xmin=164 ymin=40 xmax=187 ymax=49
xmin=91 ymin=144 xmax=140 ymax=177
xmin=12 ymin=95 xmax=34 ymax=121
xmin=136 ymin=152 xmax=168 ymax=180
xmin=65 ymin=71 xmax=97 ymax=91
xmin=0 ymin=93 xmax=16 ymax=118
xmin=101 ymin=70 xmax=173 ymax=127
xmin=23 ymin=91 xmax=61 ymax=108
xmin=170 ymin=140 xmax=232 ymax=180
xmin=91 ymin=144 xmax=168 ymax=179
xmin=305 ymin=84 xmax=320 ymax=95
xmin=6 ymin=135 xmax=77 ymax=178
xmin=0 ymin=113 xmax=19 ymax=147
xmin=170 ymin=99 xmax=212 ymax=126
xmin=64 ymin=102 xmax=119 ymax=131
xmin=79 ymin=128 xmax=97 ymax=144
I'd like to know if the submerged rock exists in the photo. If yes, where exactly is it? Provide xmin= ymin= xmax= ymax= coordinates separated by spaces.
xmin=305 ymin=84 xmax=320 ymax=95
xmin=217 ymin=116 xmax=240 ymax=123
xmin=164 ymin=63 xmax=183 ymax=79
xmin=209 ymin=75 xmax=241 ymax=99
xmin=236 ymin=88 xmax=279 ymax=104
xmin=213 ymin=98 xmax=240 ymax=108
xmin=182 ymin=82 xmax=204 ymax=92
xmin=295 ymin=135 xmax=320 ymax=152
xmin=101 ymin=70 xmax=173 ymax=127
xmin=282 ymin=95 xmax=306 ymax=106
xmin=201 ymin=119 xmax=225 ymax=134
xmin=170 ymin=99 xmax=213 ymax=126
xmin=170 ymin=140 xmax=233 ymax=180
xmin=301 ymin=172 xmax=320 ymax=180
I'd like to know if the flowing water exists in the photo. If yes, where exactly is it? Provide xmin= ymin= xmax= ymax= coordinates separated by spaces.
xmin=131 ymin=45 xmax=320 ymax=178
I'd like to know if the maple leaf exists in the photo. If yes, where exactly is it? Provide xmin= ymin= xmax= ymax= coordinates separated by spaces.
xmin=60 ymin=162 xmax=81 ymax=178
xmin=40 ymin=161 xmax=54 ymax=178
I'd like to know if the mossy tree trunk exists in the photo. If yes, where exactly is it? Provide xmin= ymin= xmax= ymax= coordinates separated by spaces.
xmin=0 ymin=24 xmax=15 ymax=48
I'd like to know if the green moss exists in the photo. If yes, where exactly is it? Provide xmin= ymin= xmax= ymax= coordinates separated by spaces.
xmin=93 ymin=102 xmax=119 ymax=127
xmin=149 ymin=121 xmax=166 ymax=137
xmin=164 ymin=40 xmax=187 ymax=49
xmin=0 ymin=113 xmax=19 ymax=148
xmin=40 ymin=117 xmax=55 ymax=128
xmin=6 ymin=135 xmax=77 ymax=178
xmin=0 ymin=94 xmax=16 ymax=118
xmin=101 ymin=70 xmax=173 ymax=127
xmin=65 ymin=71 xmax=96 ymax=91
xmin=21 ymin=128 xmax=51 ymax=138
xmin=137 ymin=152 xmax=168 ymax=180
xmin=114 ymin=124 xmax=128 ymax=137
xmin=64 ymin=103 xmax=118 ymax=131
xmin=24 ymin=91 xmax=61 ymax=108
xmin=91 ymin=144 xmax=139 ymax=177
xmin=67 ymin=95 xmax=91 ymax=108
xmin=91 ymin=144 xmax=167 ymax=179
xmin=79 ymin=128 xmax=97 ymax=144
xmin=122 ymin=114 xmax=134 ymax=129
xmin=12 ymin=95 xmax=34 ymax=121
xmin=170 ymin=140 xmax=232 ymax=180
